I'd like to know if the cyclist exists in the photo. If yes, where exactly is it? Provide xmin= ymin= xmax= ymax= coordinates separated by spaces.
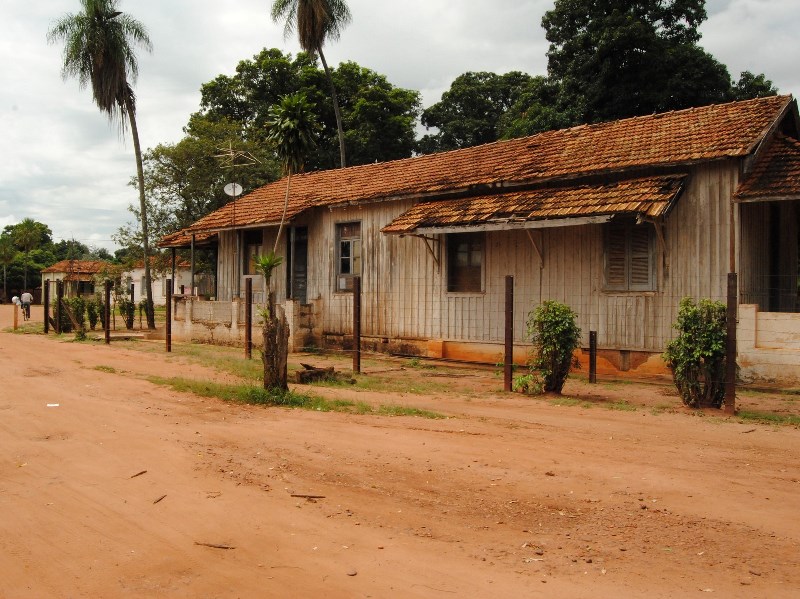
xmin=20 ymin=291 xmax=32 ymax=321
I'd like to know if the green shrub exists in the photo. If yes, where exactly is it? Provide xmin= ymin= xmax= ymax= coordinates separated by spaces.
xmin=515 ymin=300 xmax=581 ymax=394
xmin=663 ymin=297 xmax=727 ymax=408
xmin=118 ymin=297 xmax=135 ymax=329
xmin=86 ymin=297 xmax=100 ymax=330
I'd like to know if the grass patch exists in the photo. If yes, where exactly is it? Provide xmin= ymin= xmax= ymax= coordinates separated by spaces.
xmin=736 ymin=410 xmax=800 ymax=427
xmin=550 ymin=397 xmax=593 ymax=408
xmin=5 ymin=323 xmax=44 ymax=335
xmin=94 ymin=365 xmax=118 ymax=374
xmin=148 ymin=376 xmax=445 ymax=418
xmin=310 ymin=372 xmax=452 ymax=395
xmin=605 ymin=401 xmax=637 ymax=412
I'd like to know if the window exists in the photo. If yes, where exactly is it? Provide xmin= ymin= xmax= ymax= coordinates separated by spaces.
xmin=603 ymin=219 xmax=656 ymax=291
xmin=336 ymin=222 xmax=361 ymax=291
xmin=243 ymin=229 xmax=263 ymax=275
xmin=447 ymin=232 xmax=484 ymax=293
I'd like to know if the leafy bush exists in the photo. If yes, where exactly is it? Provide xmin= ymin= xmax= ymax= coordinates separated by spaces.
xmin=663 ymin=297 xmax=727 ymax=408
xmin=117 ymin=297 xmax=135 ymax=330
xmin=86 ymin=296 xmax=102 ymax=330
xmin=52 ymin=297 xmax=87 ymax=333
xmin=515 ymin=300 xmax=581 ymax=394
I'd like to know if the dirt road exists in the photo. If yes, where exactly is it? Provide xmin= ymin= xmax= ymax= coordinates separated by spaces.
xmin=1 ymin=305 xmax=798 ymax=597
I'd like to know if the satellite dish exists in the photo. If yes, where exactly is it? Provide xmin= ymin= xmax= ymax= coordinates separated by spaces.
xmin=224 ymin=182 xmax=243 ymax=197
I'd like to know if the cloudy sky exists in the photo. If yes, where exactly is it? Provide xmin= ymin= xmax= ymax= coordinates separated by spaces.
xmin=1 ymin=0 xmax=798 ymax=251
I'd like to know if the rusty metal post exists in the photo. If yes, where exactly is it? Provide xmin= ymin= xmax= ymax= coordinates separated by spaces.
xmin=166 ymin=278 xmax=172 ymax=353
xmin=589 ymin=331 xmax=597 ymax=383
xmin=504 ymin=275 xmax=514 ymax=392
xmin=244 ymin=277 xmax=252 ymax=359
xmin=104 ymin=280 xmax=111 ymax=345
xmin=353 ymin=276 xmax=361 ymax=374
xmin=55 ymin=280 xmax=63 ymax=334
xmin=724 ymin=273 xmax=737 ymax=414
xmin=43 ymin=281 xmax=50 ymax=334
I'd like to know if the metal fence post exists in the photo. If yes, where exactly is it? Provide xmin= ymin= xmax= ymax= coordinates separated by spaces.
xmin=104 ymin=280 xmax=111 ymax=344
xmin=244 ymin=277 xmax=252 ymax=359
xmin=589 ymin=331 xmax=597 ymax=383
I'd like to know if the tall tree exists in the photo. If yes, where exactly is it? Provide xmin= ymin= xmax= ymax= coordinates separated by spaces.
xmin=11 ymin=218 xmax=51 ymax=291
xmin=271 ymin=0 xmax=352 ymax=168
xmin=0 ymin=236 xmax=17 ymax=301
xmin=48 ymin=0 xmax=157 ymax=328
xmin=540 ymin=0 xmax=763 ymax=124
xmin=419 ymin=71 xmax=534 ymax=153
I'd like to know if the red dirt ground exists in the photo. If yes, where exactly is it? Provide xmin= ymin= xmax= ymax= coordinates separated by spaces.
xmin=1 ymin=304 xmax=799 ymax=598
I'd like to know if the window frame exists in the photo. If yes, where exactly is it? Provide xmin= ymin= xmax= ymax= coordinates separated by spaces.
xmin=446 ymin=232 xmax=485 ymax=294
xmin=335 ymin=221 xmax=362 ymax=292
xmin=603 ymin=219 xmax=657 ymax=292
xmin=242 ymin=229 xmax=264 ymax=276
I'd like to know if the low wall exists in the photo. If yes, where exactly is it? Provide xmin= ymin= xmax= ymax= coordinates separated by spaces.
xmin=738 ymin=304 xmax=800 ymax=386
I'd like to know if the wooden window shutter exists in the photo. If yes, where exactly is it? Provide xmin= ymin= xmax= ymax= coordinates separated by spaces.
xmin=604 ymin=223 xmax=627 ymax=290
xmin=628 ymin=224 xmax=653 ymax=290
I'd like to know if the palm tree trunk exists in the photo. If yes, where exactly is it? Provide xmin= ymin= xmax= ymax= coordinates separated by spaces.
xmin=273 ymin=171 xmax=293 ymax=254
xmin=317 ymin=47 xmax=346 ymax=169
xmin=125 ymin=95 xmax=155 ymax=329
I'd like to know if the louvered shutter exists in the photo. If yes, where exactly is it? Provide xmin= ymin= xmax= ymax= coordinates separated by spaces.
xmin=604 ymin=223 xmax=627 ymax=290
xmin=628 ymin=224 xmax=654 ymax=290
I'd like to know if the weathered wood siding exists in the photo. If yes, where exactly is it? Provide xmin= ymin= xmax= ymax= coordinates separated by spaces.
xmin=296 ymin=161 xmax=740 ymax=352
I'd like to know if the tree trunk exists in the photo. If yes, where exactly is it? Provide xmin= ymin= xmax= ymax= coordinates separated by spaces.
xmin=262 ymin=292 xmax=289 ymax=391
xmin=273 ymin=172 xmax=292 ymax=254
xmin=317 ymin=47 xmax=346 ymax=169
xmin=125 ymin=95 xmax=155 ymax=328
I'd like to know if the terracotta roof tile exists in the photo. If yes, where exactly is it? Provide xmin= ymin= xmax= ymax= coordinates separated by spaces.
xmin=169 ymin=96 xmax=791 ymax=238
xmin=735 ymin=133 xmax=800 ymax=201
xmin=382 ymin=176 xmax=686 ymax=234
xmin=41 ymin=260 xmax=110 ymax=274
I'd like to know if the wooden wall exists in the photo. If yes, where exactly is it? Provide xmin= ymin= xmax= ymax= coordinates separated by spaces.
xmin=215 ymin=160 xmax=743 ymax=353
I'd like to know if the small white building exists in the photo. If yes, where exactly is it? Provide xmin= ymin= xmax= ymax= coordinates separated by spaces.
xmin=124 ymin=259 xmax=193 ymax=306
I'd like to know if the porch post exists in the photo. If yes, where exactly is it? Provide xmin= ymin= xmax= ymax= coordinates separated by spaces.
xmin=190 ymin=234 xmax=196 ymax=296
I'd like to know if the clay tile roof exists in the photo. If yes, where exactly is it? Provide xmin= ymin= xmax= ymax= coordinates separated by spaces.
xmin=41 ymin=259 xmax=110 ymax=275
xmin=382 ymin=175 xmax=686 ymax=234
xmin=168 ymin=95 xmax=791 ymax=239
xmin=735 ymin=133 xmax=800 ymax=201
xmin=158 ymin=229 xmax=217 ymax=249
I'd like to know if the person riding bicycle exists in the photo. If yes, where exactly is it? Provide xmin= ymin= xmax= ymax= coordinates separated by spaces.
xmin=20 ymin=291 xmax=32 ymax=320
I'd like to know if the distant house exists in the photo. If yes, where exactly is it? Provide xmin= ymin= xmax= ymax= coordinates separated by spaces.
xmin=41 ymin=260 xmax=110 ymax=299
xmin=160 ymin=95 xmax=800 ymax=385
xmin=123 ymin=258 xmax=193 ymax=306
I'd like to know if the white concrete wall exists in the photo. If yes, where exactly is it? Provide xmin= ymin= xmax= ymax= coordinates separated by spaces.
xmin=738 ymin=304 xmax=800 ymax=386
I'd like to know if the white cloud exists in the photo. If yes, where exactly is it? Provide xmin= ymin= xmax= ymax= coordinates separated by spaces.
xmin=0 ymin=0 xmax=796 ymax=250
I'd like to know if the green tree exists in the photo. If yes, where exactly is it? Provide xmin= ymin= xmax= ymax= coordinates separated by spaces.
xmin=10 ymin=218 xmax=52 ymax=291
xmin=419 ymin=71 xmax=534 ymax=153
xmin=260 ymin=92 xmax=319 ymax=392
xmin=731 ymin=71 xmax=779 ymax=101
xmin=271 ymin=0 xmax=352 ymax=168
xmin=48 ymin=0 xmax=157 ymax=328
xmin=0 ymin=236 xmax=18 ymax=301
xmin=497 ymin=76 xmax=578 ymax=138
xmin=540 ymin=0 xmax=775 ymax=124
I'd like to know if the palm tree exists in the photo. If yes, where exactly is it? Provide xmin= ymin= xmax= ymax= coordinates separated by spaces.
xmin=12 ymin=218 xmax=45 ymax=292
xmin=258 ymin=93 xmax=319 ymax=392
xmin=271 ymin=0 xmax=351 ymax=168
xmin=0 ymin=236 xmax=17 ymax=302
xmin=266 ymin=93 xmax=320 ymax=252
xmin=48 ymin=0 xmax=156 ymax=328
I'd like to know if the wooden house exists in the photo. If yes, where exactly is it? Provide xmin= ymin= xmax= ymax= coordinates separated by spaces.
xmin=161 ymin=95 xmax=800 ymax=385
